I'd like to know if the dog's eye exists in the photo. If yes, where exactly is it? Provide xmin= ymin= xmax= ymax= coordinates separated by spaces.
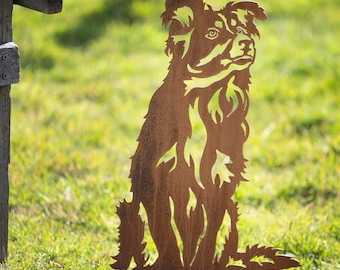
xmin=236 ymin=27 xmax=245 ymax=34
xmin=205 ymin=28 xmax=219 ymax=40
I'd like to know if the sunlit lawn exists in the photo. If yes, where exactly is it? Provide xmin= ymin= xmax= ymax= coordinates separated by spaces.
xmin=1 ymin=0 xmax=339 ymax=268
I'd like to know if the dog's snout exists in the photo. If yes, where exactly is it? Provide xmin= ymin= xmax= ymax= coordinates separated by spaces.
xmin=239 ymin=39 xmax=254 ymax=55
xmin=239 ymin=39 xmax=252 ymax=47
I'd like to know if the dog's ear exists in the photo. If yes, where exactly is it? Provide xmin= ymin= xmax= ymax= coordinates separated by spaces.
xmin=226 ymin=1 xmax=267 ymax=37
xmin=172 ymin=6 xmax=194 ymax=27
xmin=162 ymin=0 xmax=199 ymax=27
xmin=163 ymin=5 xmax=196 ymax=57
xmin=232 ymin=1 xmax=268 ymax=21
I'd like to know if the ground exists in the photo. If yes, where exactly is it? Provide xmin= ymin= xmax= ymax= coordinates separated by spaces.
xmin=1 ymin=0 xmax=339 ymax=269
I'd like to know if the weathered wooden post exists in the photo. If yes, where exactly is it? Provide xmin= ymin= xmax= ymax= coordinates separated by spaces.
xmin=0 ymin=0 xmax=62 ymax=263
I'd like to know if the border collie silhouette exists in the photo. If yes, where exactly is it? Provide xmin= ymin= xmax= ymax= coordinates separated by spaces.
xmin=112 ymin=1 xmax=300 ymax=269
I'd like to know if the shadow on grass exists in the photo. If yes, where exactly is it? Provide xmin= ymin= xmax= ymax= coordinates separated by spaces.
xmin=20 ymin=50 xmax=55 ymax=70
xmin=278 ymin=182 xmax=339 ymax=206
xmin=55 ymin=0 xmax=136 ymax=48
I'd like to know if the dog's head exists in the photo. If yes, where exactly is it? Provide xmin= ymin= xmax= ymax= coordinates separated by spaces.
xmin=162 ymin=0 xmax=267 ymax=80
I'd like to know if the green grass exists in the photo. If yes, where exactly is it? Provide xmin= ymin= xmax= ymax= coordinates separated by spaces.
xmin=1 ymin=0 xmax=339 ymax=268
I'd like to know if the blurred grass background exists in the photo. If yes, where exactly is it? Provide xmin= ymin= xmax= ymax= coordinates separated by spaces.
xmin=1 ymin=0 xmax=339 ymax=268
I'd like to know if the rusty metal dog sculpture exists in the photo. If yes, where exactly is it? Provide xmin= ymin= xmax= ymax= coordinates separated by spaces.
xmin=112 ymin=1 xmax=300 ymax=269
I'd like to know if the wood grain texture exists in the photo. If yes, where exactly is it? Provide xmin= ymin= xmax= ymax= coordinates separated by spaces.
xmin=14 ymin=0 xmax=62 ymax=14
xmin=0 ymin=0 xmax=13 ymax=44
xmin=0 ymin=0 xmax=13 ymax=263
xmin=0 ymin=150 xmax=9 ymax=263
xmin=0 ymin=42 xmax=20 ymax=86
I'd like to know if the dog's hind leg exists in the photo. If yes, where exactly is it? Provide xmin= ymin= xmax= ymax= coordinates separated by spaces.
xmin=111 ymin=200 xmax=147 ymax=269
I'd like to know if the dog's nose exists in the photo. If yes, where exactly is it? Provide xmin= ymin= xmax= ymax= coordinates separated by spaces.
xmin=239 ymin=39 xmax=254 ymax=55
xmin=239 ymin=39 xmax=252 ymax=47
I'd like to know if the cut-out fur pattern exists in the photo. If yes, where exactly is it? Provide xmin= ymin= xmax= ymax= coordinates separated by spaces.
xmin=112 ymin=1 xmax=300 ymax=269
